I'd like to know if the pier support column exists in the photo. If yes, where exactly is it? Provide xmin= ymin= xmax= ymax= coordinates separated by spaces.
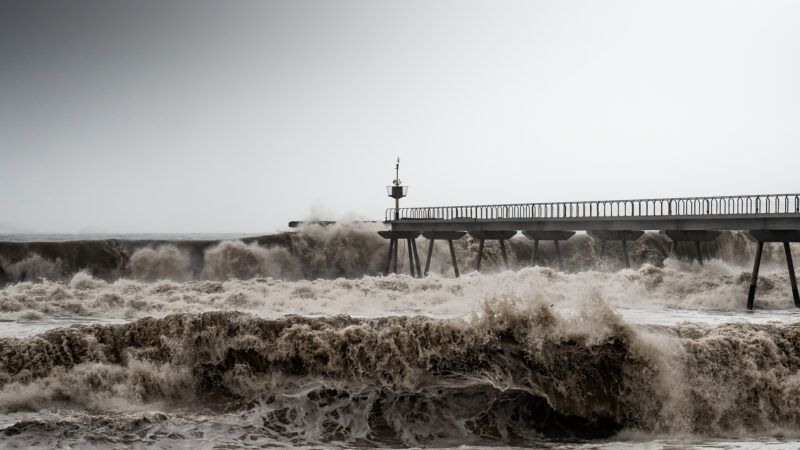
xmin=384 ymin=238 xmax=396 ymax=275
xmin=784 ymin=242 xmax=800 ymax=307
xmin=392 ymin=238 xmax=399 ymax=274
xmin=378 ymin=231 xmax=421 ymax=277
xmin=621 ymin=240 xmax=630 ymax=268
xmin=530 ymin=239 xmax=539 ymax=265
xmin=499 ymin=240 xmax=509 ymax=268
xmin=521 ymin=231 xmax=575 ymax=271
xmin=410 ymin=238 xmax=422 ymax=277
xmin=587 ymin=230 xmax=644 ymax=270
xmin=476 ymin=239 xmax=484 ymax=271
xmin=694 ymin=241 xmax=704 ymax=266
xmin=468 ymin=231 xmax=518 ymax=273
xmin=421 ymin=231 xmax=466 ymax=278
xmin=661 ymin=231 xmax=720 ymax=265
xmin=448 ymin=240 xmax=460 ymax=278
xmin=554 ymin=240 xmax=564 ymax=270
xmin=406 ymin=239 xmax=416 ymax=277
xmin=424 ymin=239 xmax=434 ymax=276
xmin=746 ymin=230 xmax=800 ymax=309
xmin=747 ymin=241 xmax=764 ymax=310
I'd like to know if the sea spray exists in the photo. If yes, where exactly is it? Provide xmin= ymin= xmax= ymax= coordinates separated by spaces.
xmin=201 ymin=240 xmax=302 ymax=280
xmin=130 ymin=245 xmax=193 ymax=282
xmin=0 ymin=254 xmax=63 ymax=282
xmin=2 ymin=227 xmax=799 ymax=284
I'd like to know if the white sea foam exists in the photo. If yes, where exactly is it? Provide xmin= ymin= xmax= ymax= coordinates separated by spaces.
xmin=1 ymin=259 xmax=798 ymax=328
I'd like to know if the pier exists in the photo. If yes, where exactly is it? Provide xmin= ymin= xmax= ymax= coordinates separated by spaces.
xmin=379 ymin=193 xmax=800 ymax=310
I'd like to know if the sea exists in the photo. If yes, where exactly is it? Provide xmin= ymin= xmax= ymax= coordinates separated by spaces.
xmin=0 ymin=224 xmax=799 ymax=449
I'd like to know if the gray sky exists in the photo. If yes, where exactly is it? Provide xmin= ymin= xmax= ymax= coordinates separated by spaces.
xmin=2 ymin=0 xmax=799 ymax=233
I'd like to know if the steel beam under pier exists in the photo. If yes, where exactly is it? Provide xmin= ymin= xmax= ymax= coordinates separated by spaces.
xmin=587 ymin=230 xmax=644 ymax=269
xmin=745 ymin=230 xmax=800 ymax=310
xmin=748 ymin=230 xmax=800 ymax=243
xmin=421 ymin=231 xmax=466 ymax=278
xmin=378 ymin=231 xmax=422 ymax=277
xmin=521 ymin=231 xmax=575 ymax=271
xmin=469 ymin=230 xmax=517 ymax=272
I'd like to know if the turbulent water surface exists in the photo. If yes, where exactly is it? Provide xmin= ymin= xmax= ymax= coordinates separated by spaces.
xmin=1 ymin=225 xmax=799 ymax=448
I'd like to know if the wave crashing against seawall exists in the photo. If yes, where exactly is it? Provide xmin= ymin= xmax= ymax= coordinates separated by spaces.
xmin=1 ymin=225 xmax=797 ymax=285
xmin=0 ymin=223 xmax=391 ymax=284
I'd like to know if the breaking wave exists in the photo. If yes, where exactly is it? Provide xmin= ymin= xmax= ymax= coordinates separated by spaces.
xmin=0 ymin=254 xmax=63 ymax=282
xmin=0 ymin=223 xmax=389 ymax=283
xmin=201 ymin=240 xmax=302 ymax=281
xmin=129 ymin=245 xmax=192 ymax=282
xmin=0 ymin=302 xmax=800 ymax=446
xmin=1 ymin=226 xmax=798 ymax=285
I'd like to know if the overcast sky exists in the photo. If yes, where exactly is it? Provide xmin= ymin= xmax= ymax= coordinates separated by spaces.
xmin=1 ymin=0 xmax=798 ymax=233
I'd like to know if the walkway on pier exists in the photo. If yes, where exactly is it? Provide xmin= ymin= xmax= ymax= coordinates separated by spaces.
xmin=379 ymin=193 xmax=800 ymax=310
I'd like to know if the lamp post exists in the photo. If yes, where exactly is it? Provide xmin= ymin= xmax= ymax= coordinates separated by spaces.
xmin=386 ymin=158 xmax=407 ymax=220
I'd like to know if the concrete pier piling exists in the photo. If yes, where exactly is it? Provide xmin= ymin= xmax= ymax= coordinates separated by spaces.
xmin=587 ymin=230 xmax=644 ymax=269
xmin=522 ymin=230 xmax=575 ymax=270
xmin=468 ymin=231 xmax=517 ymax=272
xmin=747 ymin=241 xmax=764 ymax=310
xmin=378 ymin=231 xmax=421 ymax=277
xmin=662 ymin=230 xmax=721 ymax=265
xmin=784 ymin=242 xmax=800 ymax=307
xmin=383 ymin=238 xmax=395 ymax=275
xmin=448 ymin=239 xmax=459 ymax=278
xmin=746 ymin=230 xmax=800 ymax=309
xmin=421 ymin=231 xmax=466 ymax=277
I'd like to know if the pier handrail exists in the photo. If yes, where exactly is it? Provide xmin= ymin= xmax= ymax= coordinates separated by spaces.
xmin=386 ymin=193 xmax=800 ymax=221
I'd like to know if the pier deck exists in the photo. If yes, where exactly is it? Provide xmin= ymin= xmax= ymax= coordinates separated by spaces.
xmin=389 ymin=214 xmax=800 ymax=232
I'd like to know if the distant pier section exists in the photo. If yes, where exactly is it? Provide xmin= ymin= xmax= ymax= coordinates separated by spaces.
xmin=380 ymin=193 xmax=800 ymax=310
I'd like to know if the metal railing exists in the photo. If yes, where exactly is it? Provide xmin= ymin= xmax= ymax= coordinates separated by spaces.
xmin=386 ymin=194 xmax=800 ymax=221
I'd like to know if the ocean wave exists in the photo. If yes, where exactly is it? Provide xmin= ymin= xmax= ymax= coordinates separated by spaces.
xmin=2 ymin=226 xmax=798 ymax=284
xmin=1 ymin=302 xmax=800 ymax=446
xmin=128 ymin=245 xmax=193 ymax=282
